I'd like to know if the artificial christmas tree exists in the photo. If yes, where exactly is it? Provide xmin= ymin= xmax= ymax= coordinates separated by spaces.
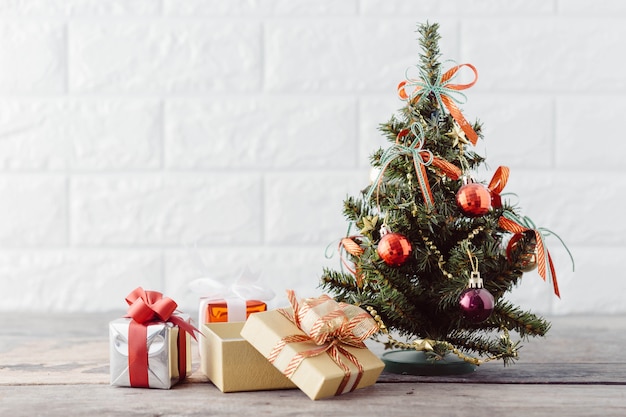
xmin=321 ymin=22 xmax=573 ymax=373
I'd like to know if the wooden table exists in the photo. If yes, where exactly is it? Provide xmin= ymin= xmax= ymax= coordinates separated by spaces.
xmin=1 ymin=313 xmax=625 ymax=416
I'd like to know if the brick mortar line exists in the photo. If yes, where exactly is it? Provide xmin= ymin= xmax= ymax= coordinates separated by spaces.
xmin=0 ymin=244 xmax=336 ymax=251
xmin=159 ymin=99 xmax=166 ymax=171
xmin=65 ymin=174 xmax=72 ymax=247
xmin=260 ymin=173 xmax=266 ymax=244
xmin=550 ymin=97 xmax=557 ymax=169
xmin=5 ymin=14 xmax=626 ymax=21
xmin=0 ymin=91 xmax=620 ymax=98
xmin=0 ymin=167 xmax=619 ymax=176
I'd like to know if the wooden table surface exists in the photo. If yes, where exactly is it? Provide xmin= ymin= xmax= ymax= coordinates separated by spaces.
xmin=1 ymin=313 xmax=625 ymax=416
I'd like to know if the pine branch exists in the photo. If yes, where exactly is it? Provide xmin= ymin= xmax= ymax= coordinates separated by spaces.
xmin=447 ymin=330 xmax=520 ymax=366
xmin=418 ymin=22 xmax=441 ymax=85
xmin=491 ymin=301 xmax=551 ymax=338
xmin=320 ymin=269 xmax=360 ymax=303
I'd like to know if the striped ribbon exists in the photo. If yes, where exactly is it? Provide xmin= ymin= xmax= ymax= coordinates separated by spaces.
xmin=366 ymin=122 xmax=461 ymax=211
xmin=267 ymin=290 xmax=378 ymax=396
xmin=498 ymin=212 xmax=575 ymax=298
xmin=488 ymin=166 xmax=510 ymax=208
xmin=339 ymin=237 xmax=365 ymax=287
xmin=398 ymin=62 xmax=479 ymax=145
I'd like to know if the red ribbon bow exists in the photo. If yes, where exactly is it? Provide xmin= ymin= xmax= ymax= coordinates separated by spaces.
xmin=124 ymin=287 xmax=198 ymax=388
xmin=268 ymin=290 xmax=378 ymax=396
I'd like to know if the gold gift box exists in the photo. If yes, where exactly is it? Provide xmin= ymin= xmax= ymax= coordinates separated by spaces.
xmin=200 ymin=322 xmax=296 ymax=392
xmin=241 ymin=310 xmax=385 ymax=400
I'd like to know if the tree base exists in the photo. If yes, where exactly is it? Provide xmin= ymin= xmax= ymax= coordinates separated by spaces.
xmin=381 ymin=350 xmax=476 ymax=376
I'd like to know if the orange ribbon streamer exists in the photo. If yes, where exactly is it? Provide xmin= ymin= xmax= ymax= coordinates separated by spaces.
xmin=498 ymin=216 xmax=560 ymax=298
xmin=339 ymin=236 xmax=365 ymax=287
xmin=124 ymin=287 xmax=198 ymax=387
xmin=398 ymin=63 xmax=479 ymax=145
xmin=268 ymin=290 xmax=378 ymax=396
xmin=488 ymin=166 xmax=510 ymax=208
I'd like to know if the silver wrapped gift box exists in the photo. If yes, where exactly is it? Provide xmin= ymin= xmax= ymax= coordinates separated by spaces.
xmin=109 ymin=317 xmax=191 ymax=389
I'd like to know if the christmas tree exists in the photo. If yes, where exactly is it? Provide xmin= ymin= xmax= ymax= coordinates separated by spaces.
xmin=321 ymin=22 xmax=573 ymax=367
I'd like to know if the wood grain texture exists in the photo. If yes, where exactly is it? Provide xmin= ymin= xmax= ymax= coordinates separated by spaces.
xmin=1 ymin=313 xmax=625 ymax=416
xmin=1 ymin=382 xmax=625 ymax=417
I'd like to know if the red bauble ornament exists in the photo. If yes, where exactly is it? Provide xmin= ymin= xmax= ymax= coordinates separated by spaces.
xmin=456 ymin=182 xmax=492 ymax=217
xmin=378 ymin=231 xmax=412 ymax=267
xmin=459 ymin=288 xmax=494 ymax=323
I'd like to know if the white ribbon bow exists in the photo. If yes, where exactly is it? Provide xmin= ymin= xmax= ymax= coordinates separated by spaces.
xmin=189 ymin=266 xmax=275 ymax=323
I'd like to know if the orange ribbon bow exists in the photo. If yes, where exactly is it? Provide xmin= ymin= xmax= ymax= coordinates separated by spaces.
xmin=396 ymin=128 xmax=462 ymax=181
xmin=268 ymin=290 xmax=378 ymax=396
xmin=488 ymin=166 xmax=510 ymax=208
xmin=367 ymin=123 xmax=461 ymax=211
xmin=339 ymin=236 xmax=365 ymax=287
xmin=398 ymin=63 xmax=479 ymax=145
xmin=124 ymin=287 xmax=198 ymax=388
xmin=498 ymin=215 xmax=562 ymax=297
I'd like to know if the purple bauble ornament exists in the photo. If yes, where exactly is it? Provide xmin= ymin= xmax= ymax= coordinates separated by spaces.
xmin=459 ymin=288 xmax=495 ymax=323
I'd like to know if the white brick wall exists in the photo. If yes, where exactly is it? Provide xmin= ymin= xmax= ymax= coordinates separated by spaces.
xmin=0 ymin=0 xmax=621 ymax=315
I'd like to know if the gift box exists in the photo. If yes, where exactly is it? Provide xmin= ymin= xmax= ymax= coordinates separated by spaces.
xmin=110 ymin=318 xmax=191 ymax=389
xmin=109 ymin=287 xmax=197 ymax=389
xmin=188 ymin=266 xmax=274 ymax=325
xmin=189 ymin=269 xmax=274 ymax=364
xmin=196 ymin=297 xmax=268 ymax=366
xmin=188 ymin=267 xmax=274 ymax=325
xmin=200 ymin=322 xmax=296 ymax=392
xmin=201 ymin=298 xmax=267 ymax=323
xmin=241 ymin=291 xmax=385 ymax=400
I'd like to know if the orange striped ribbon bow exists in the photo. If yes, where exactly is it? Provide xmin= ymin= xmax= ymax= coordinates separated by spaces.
xmin=498 ymin=213 xmax=575 ymax=298
xmin=398 ymin=63 xmax=479 ymax=145
xmin=488 ymin=166 xmax=510 ymax=208
xmin=268 ymin=290 xmax=378 ymax=396
xmin=367 ymin=122 xmax=461 ymax=211
xmin=396 ymin=127 xmax=462 ymax=181
xmin=339 ymin=236 xmax=365 ymax=287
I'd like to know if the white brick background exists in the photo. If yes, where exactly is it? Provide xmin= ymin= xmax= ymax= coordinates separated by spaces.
xmin=0 ymin=0 xmax=622 ymax=315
